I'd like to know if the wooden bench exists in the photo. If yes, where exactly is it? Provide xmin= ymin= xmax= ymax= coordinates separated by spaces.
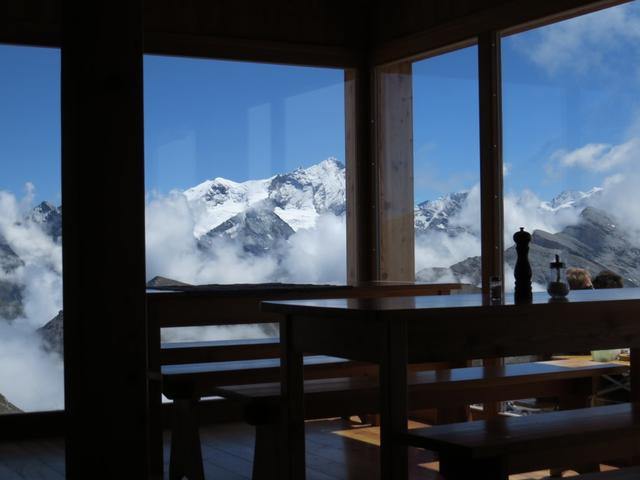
xmin=148 ymin=282 xmax=467 ymax=476
xmin=162 ymin=360 xmax=626 ymax=480
xmin=160 ymin=337 xmax=280 ymax=364
xmin=405 ymin=402 xmax=640 ymax=480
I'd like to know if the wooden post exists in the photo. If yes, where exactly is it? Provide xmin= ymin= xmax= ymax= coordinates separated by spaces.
xmin=280 ymin=315 xmax=305 ymax=479
xmin=346 ymin=64 xmax=377 ymax=284
xmin=375 ymin=61 xmax=415 ymax=282
xmin=61 ymin=1 xmax=149 ymax=478
xmin=478 ymin=31 xmax=505 ymax=415
xmin=478 ymin=31 xmax=504 ymax=298
xmin=379 ymin=315 xmax=408 ymax=479
xmin=631 ymin=348 xmax=640 ymax=403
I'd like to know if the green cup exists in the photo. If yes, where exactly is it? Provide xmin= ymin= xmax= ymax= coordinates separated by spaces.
xmin=591 ymin=349 xmax=621 ymax=362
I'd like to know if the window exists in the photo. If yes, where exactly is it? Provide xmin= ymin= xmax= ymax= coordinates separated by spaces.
xmin=412 ymin=46 xmax=482 ymax=288
xmin=144 ymin=56 xmax=346 ymax=289
xmin=501 ymin=1 xmax=640 ymax=291
xmin=0 ymin=45 xmax=63 ymax=414
xmin=144 ymin=56 xmax=346 ymax=340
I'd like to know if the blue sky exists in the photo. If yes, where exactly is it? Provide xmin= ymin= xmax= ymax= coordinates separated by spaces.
xmin=1 ymin=0 xmax=639 ymax=205
xmin=0 ymin=44 xmax=61 ymax=204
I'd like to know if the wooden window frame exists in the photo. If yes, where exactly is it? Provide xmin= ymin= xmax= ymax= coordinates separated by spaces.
xmin=368 ymin=0 xmax=632 ymax=292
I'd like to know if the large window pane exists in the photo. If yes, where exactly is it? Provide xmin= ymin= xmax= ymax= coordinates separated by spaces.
xmin=0 ymin=45 xmax=63 ymax=414
xmin=502 ymin=1 xmax=640 ymax=291
xmin=413 ymin=46 xmax=482 ymax=288
xmin=144 ymin=57 xmax=346 ymax=340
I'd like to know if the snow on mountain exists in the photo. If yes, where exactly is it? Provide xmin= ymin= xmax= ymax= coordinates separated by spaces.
xmin=183 ymin=155 xmax=606 ymax=255
xmin=541 ymin=187 xmax=603 ymax=212
xmin=414 ymin=187 xmax=604 ymax=236
xmin=28 ymin=201 xmax=62 ymax=241
xmin=184 ymin=157 xmax=346 ymax=238
xmin=414 ymin=192 xmax=470 ymax=235
xmin=184 ymin=176 xmax=272 ymax=238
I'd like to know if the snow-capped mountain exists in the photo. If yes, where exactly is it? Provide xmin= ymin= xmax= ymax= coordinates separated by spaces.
xmin=182 ymin=157 xmax=611 ymax=260
xmin=184 ymin=157 xmax=346 ymax=249
xmin=415 ymin=192 xmax=470 ymax=235
xmin=28 ymin=201 xmax=62 ymax=241
xmin=414 ymin=187 xmax=604 ymax=236
xmin=197 ymin=205 xmax=296 ymax=255
xmin=541 ymin=187 xmax=603 ymax=212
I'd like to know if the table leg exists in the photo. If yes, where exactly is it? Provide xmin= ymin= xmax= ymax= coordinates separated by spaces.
xmin=380 ymin=318 xmax=408 ymax=480
xmin=280 ymin=314 xmax=305 ymax=480
xmin=631 ymin=348 xmax=640 ymax=403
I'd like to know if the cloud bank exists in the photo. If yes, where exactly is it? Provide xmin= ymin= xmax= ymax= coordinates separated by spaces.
xmin=145 ymin=190 xmax=347 ymax=286
xmin=0 ymin=188 xmax=64 ymax=412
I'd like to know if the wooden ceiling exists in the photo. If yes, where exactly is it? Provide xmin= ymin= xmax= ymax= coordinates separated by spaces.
xmin=0 ymin=0 xmax=629 ymax=67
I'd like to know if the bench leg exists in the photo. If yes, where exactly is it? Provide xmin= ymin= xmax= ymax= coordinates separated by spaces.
xmin=550 ymin=378 xmax=599 ymax=477
xmin=169 ymin=398 xmax=204 ymax=480
xmin=439 ymin=455 xmax=508 ymax=480
xmin=253 ymin=423 xmax=282 ymax=480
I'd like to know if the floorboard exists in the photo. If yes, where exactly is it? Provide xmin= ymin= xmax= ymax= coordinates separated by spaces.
xmin=0 ymin=418 xmax=620 ymax=479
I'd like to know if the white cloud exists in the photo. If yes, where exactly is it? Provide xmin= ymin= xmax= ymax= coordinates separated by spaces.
xmin=0 ymin=322 xmax=64 ymax=411
xmin=0 ymin=188 xmax=64 ymax=412
xmin=503 ymin=188 xmax=581 ymax=245
xmin=415 ymin=230 xmax=480 ymax=272
xmin=512 ymin=2 xmax=640 ymax=76
xmin=280 ymin=214 xmax=346 ymax=284
xmin=549 ymin=139 xmax=640 ymax=173
xmin=145 ymin=191 xmax=281 ymax=285
xmin=0 ymin=189 xmax=62 ymax=329
xmin=594 ymin=169 xmax=640 ymax=233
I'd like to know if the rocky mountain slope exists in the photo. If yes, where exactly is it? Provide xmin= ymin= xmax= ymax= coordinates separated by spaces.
xmin=28 ymin=201 xmax=62 ymax=241
xmin=417 ymin=206 xmax=639 ymax=287
xmin=0 ymin=393 xmax=21 ymax=414
xmin=0 ymin=234 xmax=24 ymax=320
xmin=38 ymin=310 xmax=63 ymax=356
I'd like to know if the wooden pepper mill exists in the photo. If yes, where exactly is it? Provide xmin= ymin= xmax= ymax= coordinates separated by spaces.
xmin=513 ymin=227 xmax=533 ymax=303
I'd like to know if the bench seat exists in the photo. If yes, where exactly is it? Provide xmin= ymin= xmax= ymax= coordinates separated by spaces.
xmin=160 ymin=337 xmax=280 ymax=364
xmin=405 ymin=403 xmax=640 ymax=480
xmin=162 ymin=354 xmax=377 ymax=398
xmin=212 ymin=361 xmax=627 ymax=423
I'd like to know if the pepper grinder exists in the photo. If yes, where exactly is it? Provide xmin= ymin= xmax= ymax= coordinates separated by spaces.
xmin=513 ymin=227 xmax=533 ymax=303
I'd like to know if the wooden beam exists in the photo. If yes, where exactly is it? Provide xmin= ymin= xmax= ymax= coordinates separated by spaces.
xmin=145 ymin=33 xmax=361 ymax=68
xmin=61 ymin=1 xmax=149 ymax=478
xmin=478 ymin=32 xmax=504 ymax=299
xmin=346 ymin=64 xmax=378 ymax=283
xmin=373 ymin=0 xmax=630 ymax=65
xmin=0 ymin=0 xmax=61 ymax=47
xmin=375 ymin=62 xmax=415 ymax=282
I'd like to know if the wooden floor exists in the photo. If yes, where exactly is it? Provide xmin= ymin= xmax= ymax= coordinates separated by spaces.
xmin=0 ymin=418 xmax=615 ymax=479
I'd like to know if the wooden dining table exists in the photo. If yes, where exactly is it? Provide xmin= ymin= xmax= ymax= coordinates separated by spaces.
xmin=262 ymin=288 xmax=640 ymax=480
